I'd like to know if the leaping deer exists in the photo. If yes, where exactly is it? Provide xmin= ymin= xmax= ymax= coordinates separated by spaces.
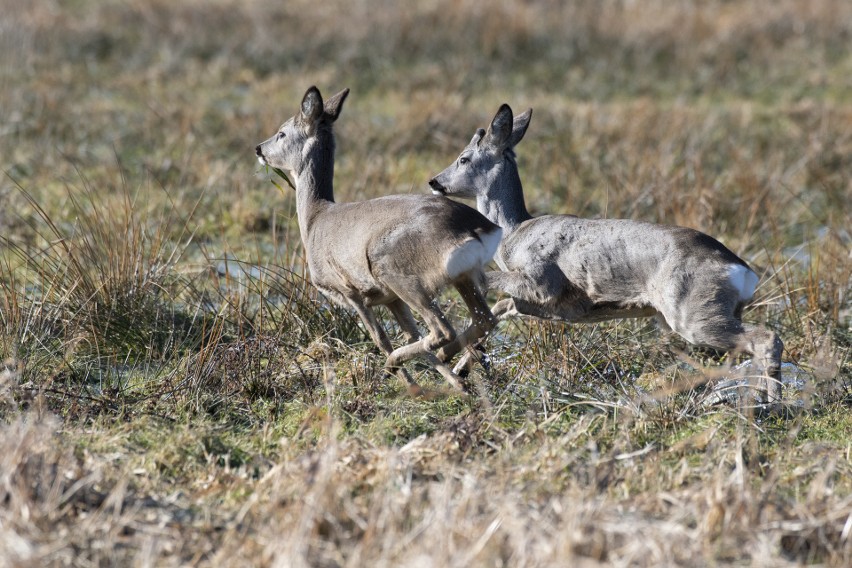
xmin=429 ymin=104 xmax=783 ymax=404
xmin=255 ymin=86 xmax=500 ymax=391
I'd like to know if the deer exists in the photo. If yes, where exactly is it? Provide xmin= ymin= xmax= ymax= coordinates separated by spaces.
xmin=255 ymin=86 xmax=501 ymax=391
xmin=428 ymin=104 xmax=784 ymax=405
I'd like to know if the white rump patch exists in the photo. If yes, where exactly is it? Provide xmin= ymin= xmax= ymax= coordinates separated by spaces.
xmin=728 ymin=264 xmax=758 ymax=302
xmin=445 ymin=227 xmax=502 ymax=278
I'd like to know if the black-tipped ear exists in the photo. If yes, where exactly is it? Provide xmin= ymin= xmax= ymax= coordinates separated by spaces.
xmin=509 ymin=108 xmax=532 ymax=148
xmin=323 ymin=88 xmax=349 ymax=122
xmin=483 ymin=104 xmax=513 ymax=152
xmin=301 ymin=86 xmax=324 ymax=124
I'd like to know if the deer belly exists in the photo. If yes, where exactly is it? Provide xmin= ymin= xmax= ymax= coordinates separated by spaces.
xmin=575 ymin=302 xmax=658 ymax=323
xmin=310 ymin=263 xmax=397 ymax=307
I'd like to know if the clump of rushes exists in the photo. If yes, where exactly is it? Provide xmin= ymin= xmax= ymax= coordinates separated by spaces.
xmin=0 ymin=171 xmax=211 ymax=401
xmin=1 ymin=164 xmax=367 ymax=416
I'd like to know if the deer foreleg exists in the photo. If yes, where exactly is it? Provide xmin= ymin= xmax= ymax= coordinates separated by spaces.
xmin=348 ymin=300 xmax=417 ymax=386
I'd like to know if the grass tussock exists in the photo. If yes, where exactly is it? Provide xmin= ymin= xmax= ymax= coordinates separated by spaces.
xmin=0 ymin=0 xmax=850 ymax=565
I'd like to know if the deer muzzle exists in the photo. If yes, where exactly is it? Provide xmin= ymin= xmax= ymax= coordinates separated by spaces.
xmin=429 ymin=178 xmax=446 ymax=195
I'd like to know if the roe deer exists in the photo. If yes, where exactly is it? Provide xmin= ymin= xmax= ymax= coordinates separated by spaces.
xmin=255 ymin=86 xmax=500 ymax=390
xmin=429 ymin=104 xmax=783 ymax=404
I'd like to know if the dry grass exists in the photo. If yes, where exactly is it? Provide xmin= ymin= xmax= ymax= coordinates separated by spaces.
xmin=1 ymin=0 xmax=851 ymax=565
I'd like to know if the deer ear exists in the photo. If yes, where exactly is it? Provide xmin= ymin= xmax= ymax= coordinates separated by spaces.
xmin=509 ymin=108 xmax=532 ymax=148
xmin=301 ymin=86 xmax=324 ymax=125
xmin=323 ymin=88 xmax=350 ymax=122
xmin=470 ymin=128 xmax=486 ymax=146
xmin=483 ymin=104 xmax=513 ymax=152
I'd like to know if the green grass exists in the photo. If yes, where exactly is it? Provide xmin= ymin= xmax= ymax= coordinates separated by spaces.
xmin=1 ymin=0 xmax=851 ymax=565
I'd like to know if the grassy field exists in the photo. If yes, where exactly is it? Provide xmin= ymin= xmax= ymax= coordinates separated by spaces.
xmin=1 ymin=0 xmax=851 ymax=565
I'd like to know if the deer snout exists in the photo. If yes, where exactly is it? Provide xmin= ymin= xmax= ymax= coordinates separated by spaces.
xmin=429 ymin=178 xmax=446 ymax=195
xmin=255 ymin=145 xmax=268 ymax=165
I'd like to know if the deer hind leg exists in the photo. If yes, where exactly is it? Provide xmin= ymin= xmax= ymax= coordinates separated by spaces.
xmin=383 ymin=296 xmax=467 ymax=390
xmin=434 ymin=277 xmax=497 ymax=364
xmin=668 ymin=310 xmax=783 ymax=405
xmin=443 ymin=268 xmax=570 ymax=373
xmin=387 ymin=299 xmax=474 ymax=391
xmin=440 ymin=297 xmax=519 ymax=375
xmin=736 ymin=324 xmax=784 ymax=404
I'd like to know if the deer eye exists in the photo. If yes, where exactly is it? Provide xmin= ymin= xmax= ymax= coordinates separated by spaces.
xmin=459 ymin=157 xmax=470 ymax=165
xmin=276 ymin=132 xmax=286 ymax=140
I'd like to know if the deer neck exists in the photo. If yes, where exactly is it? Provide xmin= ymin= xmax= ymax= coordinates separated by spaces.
xmin=477 ymin=160 xmax=531 ymax=234
xmin=294 ymin=136 xmax=336 ymax=238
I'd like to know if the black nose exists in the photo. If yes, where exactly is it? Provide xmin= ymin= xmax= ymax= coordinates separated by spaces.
xmin=429 ymin=178 xmax=445 ymax=193
xmin=255 ymin=145 xmax=263 ymax=157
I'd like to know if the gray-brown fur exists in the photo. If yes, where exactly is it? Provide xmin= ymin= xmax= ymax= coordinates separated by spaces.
xmin=255 ymin=86 xmax=501 ymax=390
xmin=429 ymin=104 xmax=783 ymax=404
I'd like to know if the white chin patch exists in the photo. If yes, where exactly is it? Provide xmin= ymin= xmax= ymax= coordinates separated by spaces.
xmin=257 ymin=157 xmax=267 ymax=166
xmin=431 ymin=190 xmax=444 ymax=196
